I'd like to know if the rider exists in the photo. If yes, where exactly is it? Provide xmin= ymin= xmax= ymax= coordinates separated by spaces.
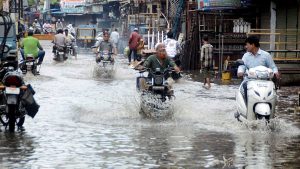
xmin=32 ymin=19 xmax=41 ymax=34
xmin=64 ymin=28 xmax=76 ymax=56
xmin=20 ymin=30 xmax=45 ymax=66
xmin=95 ymin=31 xmax=116 ymax=63
xmin=53 ymin=29 xmax=67 ymax=60
xmin=138 ymin=43 xmax=180 ymax=92
xmin=237 ymin=36 xmax=279 ymax=102
xmin=66 ymin=23 xmax=76 ymax=37
xmin=43 ymin=21 xmax=52 ymax=34
xmin=55 ymin=19 xmax=64 ymax=31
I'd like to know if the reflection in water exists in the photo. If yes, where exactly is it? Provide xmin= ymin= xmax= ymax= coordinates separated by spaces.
xmin=233 ymin=132 xmax=300 ymax=168
xmin=0 ymin=132 xmax=35 ymax=169
xmin=134 ymin=125 xmax=236 ymax=168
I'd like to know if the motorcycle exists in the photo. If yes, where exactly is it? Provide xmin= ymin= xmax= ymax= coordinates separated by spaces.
xmin=235 ymin=60 xmax=277 ymax=122
xmin=98 ymin=50 xmax=114 ymax=68
xmin=20 ymin=54 xmax=39 ymax=75
xmin=136 ymin=67 xmax=176 ymax=120
xmin=54 ymin=45 xmax=67 ymax=61
xmin=66 ymin=39 xmax=78 ymax=59
xmin=0 ymin=63 xmax=30 ymax=131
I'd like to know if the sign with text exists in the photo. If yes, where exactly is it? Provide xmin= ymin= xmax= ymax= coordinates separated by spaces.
xmin=197 ymin=0 xmax=241 ymax=10
xmin=60 ymin=0 xmax=85 ymax=13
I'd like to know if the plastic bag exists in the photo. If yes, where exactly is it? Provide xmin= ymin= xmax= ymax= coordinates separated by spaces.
xmin=21 ymin=84 xmax=40 ymax=118
xmin=124 ymin=46 xmax=129 ymax=57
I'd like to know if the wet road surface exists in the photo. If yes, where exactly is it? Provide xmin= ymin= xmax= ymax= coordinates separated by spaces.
xmin=0 ymin=41 xmax=300 ymax=169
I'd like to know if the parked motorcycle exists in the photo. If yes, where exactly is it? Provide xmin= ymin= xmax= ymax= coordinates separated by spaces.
xmin=136 ymin=67 xmax=176 ymax=120
xmin=20 ymin=54 xmax=39 ymax=75
xmin=235 ymin=60 xmax=277 ymax=122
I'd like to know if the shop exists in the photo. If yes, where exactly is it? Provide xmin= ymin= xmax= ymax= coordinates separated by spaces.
xmin=183 ymin=0 xmax=259 ymax=71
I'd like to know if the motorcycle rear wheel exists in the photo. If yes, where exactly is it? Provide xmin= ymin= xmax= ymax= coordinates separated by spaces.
xmin=0 ymin=105 xmax=25 ymax=132
xmin=8 ymin=105 xmax=16 ymax=132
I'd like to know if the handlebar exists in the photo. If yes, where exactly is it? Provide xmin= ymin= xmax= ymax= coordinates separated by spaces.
xmin=136 ymin=67 xmax=175 ymax=74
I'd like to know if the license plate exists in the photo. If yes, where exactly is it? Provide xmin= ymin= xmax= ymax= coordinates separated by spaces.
xmin=26 ymin=62 xmax=33 ymax=65
xmin=5 ymin=87 xmax=20 ymax=94
xmin=59 ymin=52 xmax=64 ymax=54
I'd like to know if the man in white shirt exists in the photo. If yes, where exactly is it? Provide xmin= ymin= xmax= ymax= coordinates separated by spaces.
xmin=55 ymin=19 xmax=64 ymax=31
xmin=110 ymin=28 xmax=119 ymax=54
xmin=163 ymin=31 xmax=181 ymax=66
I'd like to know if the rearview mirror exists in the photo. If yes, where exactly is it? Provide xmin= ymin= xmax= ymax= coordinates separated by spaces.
xmin=235 ymin=59 xmax=244 ymax=66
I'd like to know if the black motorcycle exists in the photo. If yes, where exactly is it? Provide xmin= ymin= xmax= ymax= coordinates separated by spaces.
xmin=137 ymin=67 xmax=175 ymax=101
xmin=20 ymin=54 xmax=39 ymax=75
xmin=54 ymin=45 xmax=67 ymax=61
xmin=0 ymin=61 xmax=39 ymax=132
xmin=136 ymin=67 xmax=177 ymax=120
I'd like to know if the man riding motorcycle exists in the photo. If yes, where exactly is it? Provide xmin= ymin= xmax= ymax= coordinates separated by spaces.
xmin=64 ymin=28 xmax=76 ymax=56
xmin=136 ymin=43 xmax=180 ymax=93
xmin=20 ymin=30 xmax=45 ymax=67
xmin=52 ymin=29 xmax=67 ymax=60
xmin=32 ymin=19 xmax=42 ymax=34
xmin=94 ymin=32 xmax=116 ymax=63
xmin=237 ymin=36 xmax=279 ymax=102
xmin=66 ymin=23 xmax=76 ymax=37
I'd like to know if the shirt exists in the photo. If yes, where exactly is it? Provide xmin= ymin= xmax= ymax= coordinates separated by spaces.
xmin=143 ymin=55 xmax=176 ymax=73
xmin=200 ymin=43 xmax=213 ymax=68
xmin=164 ymin=38 xmax=181 ymax=58
xmin=21 ymin=36 xmax=41 ymax=58
xmin=129 ymin=31 xmax=141 ymax=49
xmin=54 ymin=33 xmax=66 ymax=46
xmin=110 ymin=31 xmax=119 ymax=44
xmin=56 ymin=22 xmax=63 ymax=30
xmin=99 ymin=40 xmax=115 ymax=52
xmin=65 ymin=34 xmax=75 ymax=44
xmin=238 ymin=48 xmax=278 ymax=74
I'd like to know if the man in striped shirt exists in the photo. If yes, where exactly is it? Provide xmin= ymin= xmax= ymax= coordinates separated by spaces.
xmin=200 ymin=35 xmax=213 ymax=89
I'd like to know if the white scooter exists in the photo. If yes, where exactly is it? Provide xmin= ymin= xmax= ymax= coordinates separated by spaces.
xmin=235 ymin=60 xmax=277 ymax=122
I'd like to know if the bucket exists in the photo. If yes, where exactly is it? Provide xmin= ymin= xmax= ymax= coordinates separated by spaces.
xmin=222 ymin=71 xmax=231 ymax=80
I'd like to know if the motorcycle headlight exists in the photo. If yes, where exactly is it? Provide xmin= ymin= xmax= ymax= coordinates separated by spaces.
xmin=154 ymin=76 xmax=163 ymax=85
xmin=268 ymin=91 xmax=272 ymax=97
xmin=102 ymin=54 xmax=109 ymax=61
xmin=1 ymin=45 xmax=9 ymax=53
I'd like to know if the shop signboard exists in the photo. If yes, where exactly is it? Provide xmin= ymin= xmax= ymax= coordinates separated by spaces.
xmin=60 ymin=0 xmax=85 ymax=13
xmin=197 ymin=0 xmax=241 ymax=10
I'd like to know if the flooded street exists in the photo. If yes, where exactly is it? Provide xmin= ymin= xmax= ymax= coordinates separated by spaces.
xmin=0 ymin=41 xmax=300 ymax=169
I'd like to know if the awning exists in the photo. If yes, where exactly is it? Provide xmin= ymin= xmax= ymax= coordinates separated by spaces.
xmin=51 ymin=11 xmax=64 ymax=14
xmin=65 ymin=13 xmax=84 ymax=16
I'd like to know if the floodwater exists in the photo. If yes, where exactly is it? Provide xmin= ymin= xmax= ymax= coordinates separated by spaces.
xmin=0 ymin=41 xmax=299 ymax=169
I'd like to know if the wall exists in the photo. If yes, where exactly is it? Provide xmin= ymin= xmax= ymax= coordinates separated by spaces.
xmin=63 ymin=15 xmax=94 ymax=27
xmin=276 ymin=0 xmax=299 ymax=52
